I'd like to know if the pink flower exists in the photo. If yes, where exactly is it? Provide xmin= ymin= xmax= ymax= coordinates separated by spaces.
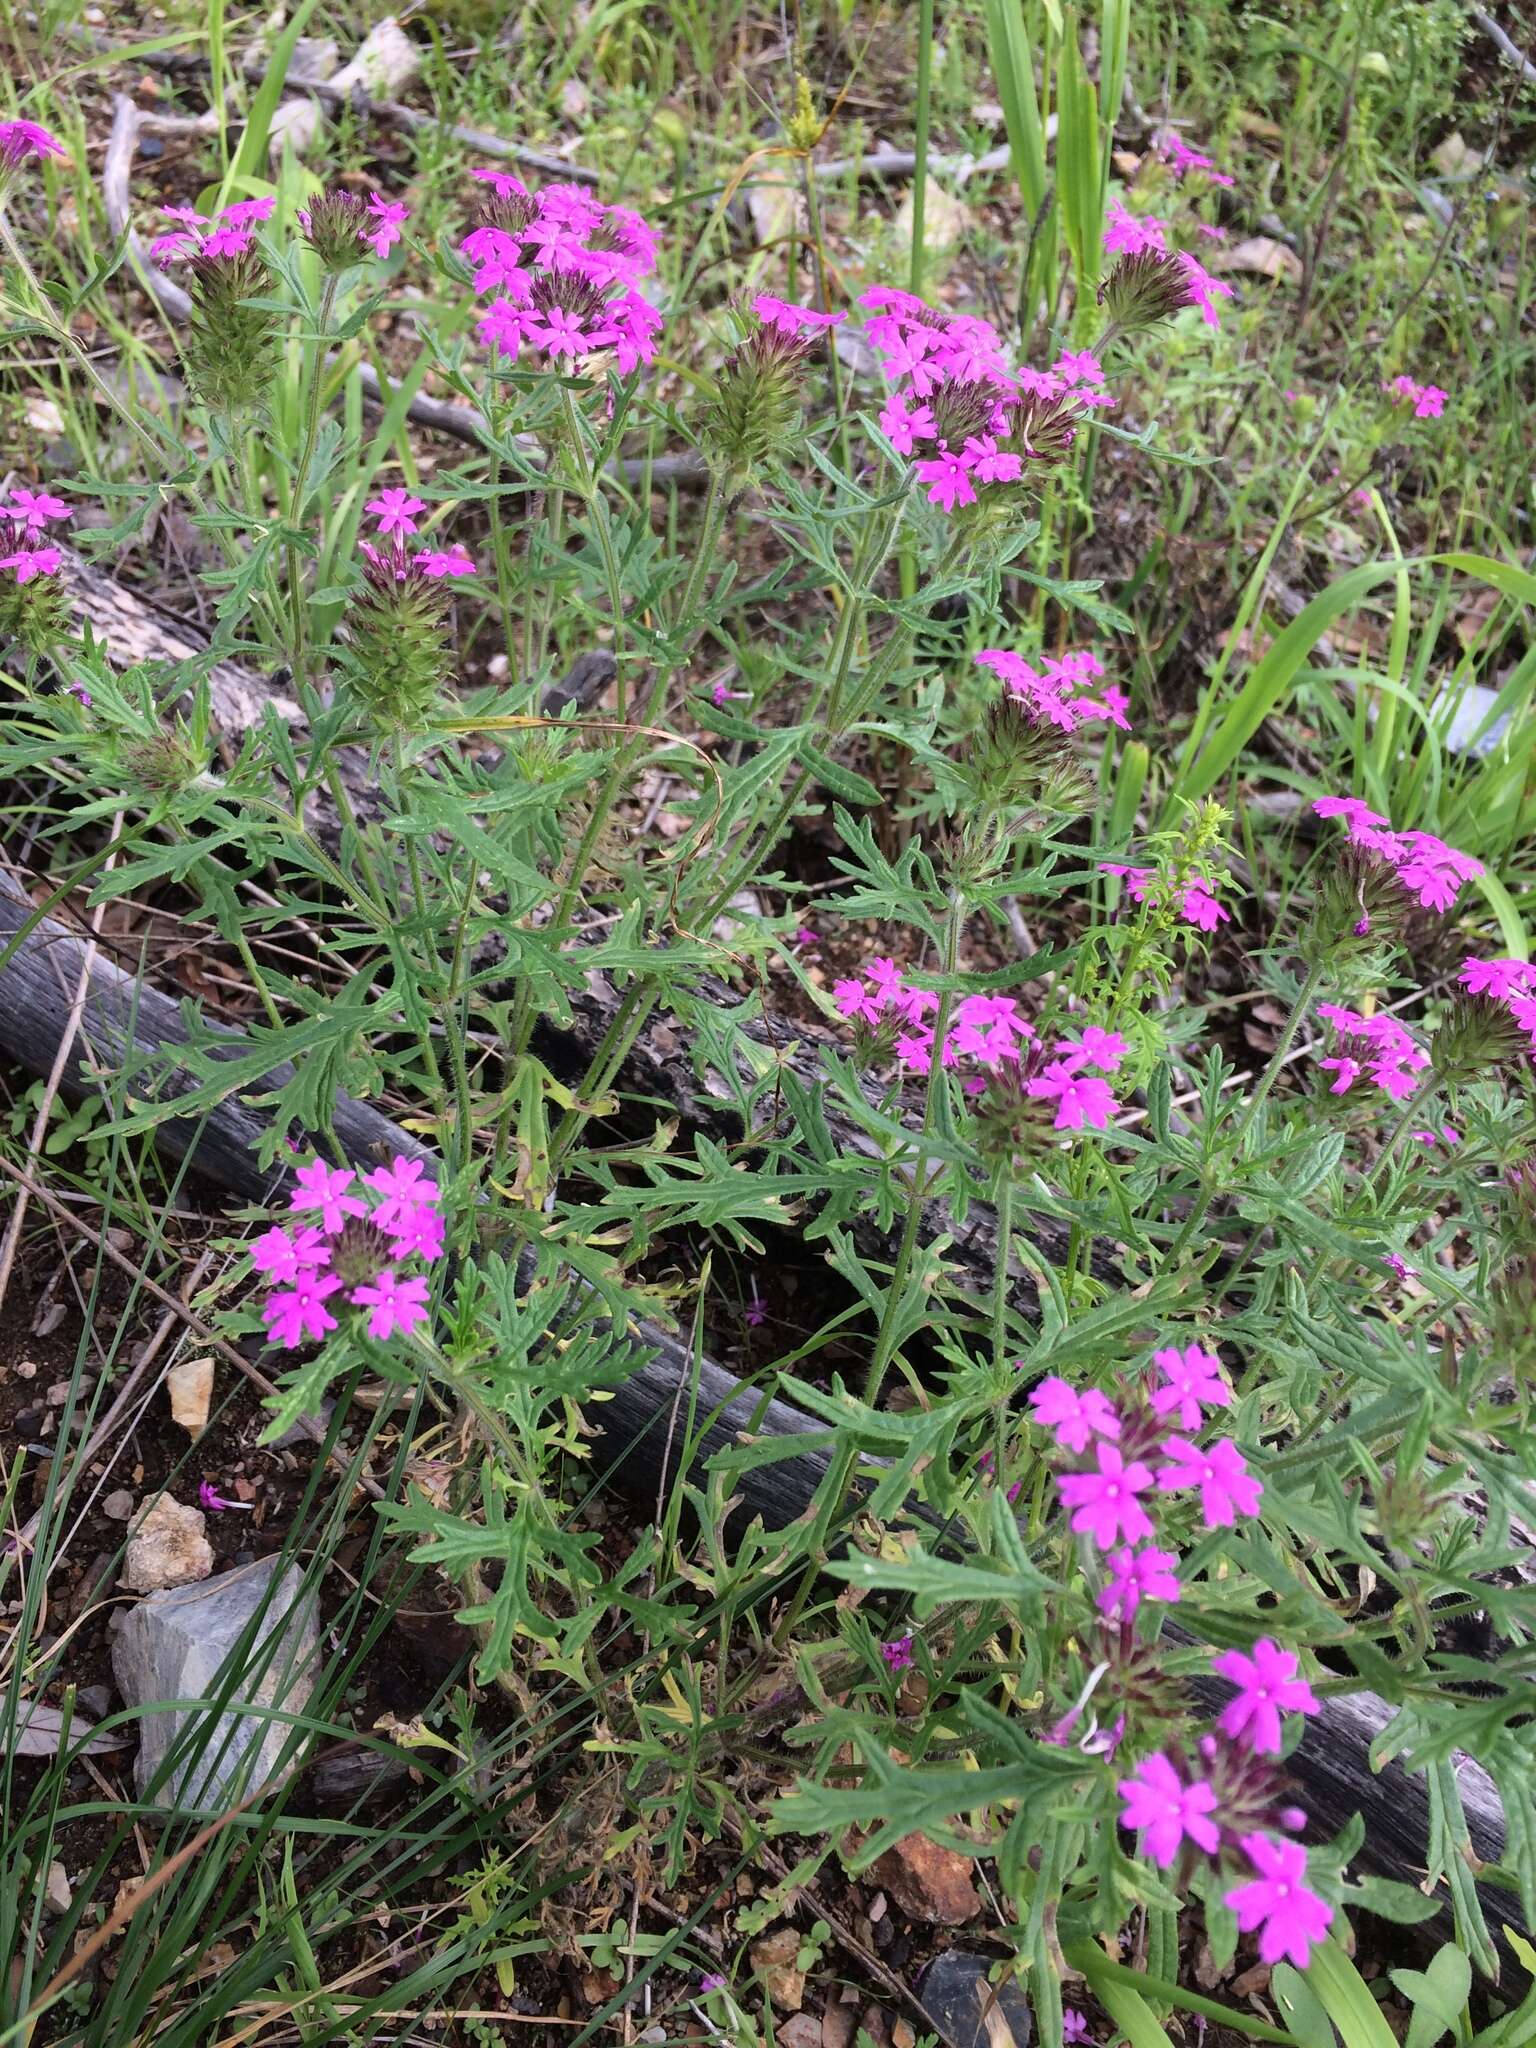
xmin=525 ymin=303 xmax=601 ymax=361
xmin=1059 ymin=1442 xmax=1155 ymax=1549
xmin=3 ymin=487 xmax=69 ymax=530
xmin=1026 ymin=1061 xmax=1119 ymax=1132
xmin=1099 ymin=863 xmax=1155 ymax=902
xmin=366 ymin=488 xmax=427 ymax=537
xmin=744 ymin=1288 xmax=767 ymax=1328
xmin=915 ymin=449 xmax=978 ymax=512
xmin=262 ymin=1269 xmax=344 ymax=1348
xmin=961 ymin=434 xmax=1023 ymax=484
xmin=1063 ymin=2012 xmax=1092 ymax=2044
xmin=753 ymin=292 xmax=845 ymax=335
xmin=1149 ymin=1344 xmax=1231 ymax=1430
xmin=364 ymin=1155 xmax=441 ymax=1229
xmin=1459 ymin=958 xmax=1533 ymax=999
xmin=881 ymin=1635 xmax=915 ymax=1671
xmin=67 ymin=682 xmax=91 ymax=707
xmin=0 ymin=546 xmax=62 ymax=582
xmin=1178 ymin=252 xmax=1235 ymax=328
xmin=471 ymin=166 xmax=531 ymax=200
xmin=609 ymin=289 xmax=663 ymax=372
xmin=1180 ymin=883 xmax=1228 ymax=932
xmin=1213 ymin=1638 xmax=1320 ymax=1754
xmin=364 ymin=194 xmax=409 ymax=258
xmin=1224 ymin=1835 xmax=1334 ymax=1967
xmin=250 ymin=1223 xmax=330 ymax=1284
xmin=1059 ymin=1026 xmax=1129 ymax=1074
xmin=711 ymin=679 xmax=751 ymax=707
xmin=1054 ymin=347 xmax=1105 ymax=386
xmin=0 ymin=119 xmax=68 ymax=167
xmin=1028 ymin=1375 xmax=1122 ymax=1454
xmin=1383 ymin=1251 xmax=1417 ymax=1281
xmin=878 ymin=391 xmax=936 ymax=454
xmin=198 ymin=1480 xmax=252 ymax=1513
xmin=1158 ymin=132 xmax=1235 ymax=187
xmin=1098 ymin=1543 xmax=1181 ymax=1620
xmin=350 ymin=1268 xmax=431 ymax=1341
xmin=477 ymin=297 xmax=528 ymax=357
xmin=290 ymin=1159 xmax=367 ymax=1235
xmin=1412 ymin=1125 xmax=1460 ymax=1148
xmin=1104 ymin=203 xmax=1168 ymax=258
xmin=1156 ymin=1436 xmax=1263 ymax=1527
xmin=1118 ymin=1753 xmax=1220 ymax=1867
xmin=388 ymin=1203 xmax=446 ymax=1263
xmin=416 ymin=545 xmax=477 ymax=579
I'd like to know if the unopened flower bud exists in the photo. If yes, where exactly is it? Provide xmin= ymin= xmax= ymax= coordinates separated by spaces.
xmin=701 ymin=315 xmax=814 ymax=488
xmin=182 ymin=246 xmax=280 ymax=417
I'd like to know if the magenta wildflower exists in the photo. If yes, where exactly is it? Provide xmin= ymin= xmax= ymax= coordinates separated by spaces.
xmin=977 ymin=646 xmax=1121 ymax=734
xmin=1104 ymin=203 xmax=1168 ymax=258
xmin=1412 ymin=1125 xmax=1460 ymax=1148
xmin=1224 ymin=1835 xmax=1334 ymax=1967
xmin=1149 ymin=1344 xmax=1231 ymax=1431
xmin=752 ymin=292 xmax=845 ymax=336
xmin=3 ymin=487 xmax=69 ymax=531
xmin=1180 ymin=882 xmax=1228 ymax=932
xmin=366 ymin=488 xmax=428 ymax=538
xmin=66 ymin=681 xmax=91 ymax=707
xmin=350 ymin=1268 xmax=431 ymax=1341
xmin=710 ymin=679 xmax=751 ymax=708
xmin=744 ymin=1288 xmax=767 ymax=1328
xmin=1063 ymin=2013 xmax=1093 ymax=2045
xmin=1385 ymin=375 xmax=1448 ymax=420
xmin=262 ymin=1269 xmax=344 ymax=1348
xmin=881 ymin=1635 xmax=915 ymax=1671
xmin=698 ymin=1972 xmax=727 ymax=1995
xmin=290 ymin=1160 xmax=368 ymax=1235
xmin=1314 ymin=1004 xmax=1429 ymax=1103
xmin=1383 ymin=1251 xmax=1417 ymax=1280
xmin=1212 ymin=1639 xmax=1320 ymax=1755
xmin=363 ymin=1155 xmax=441 ymax=1229
xmin=1098 ymin=1543 xmax=1182 ymax=1620
xmin=250 ymin=1223 xmax=330 ymax=1284
xmin=415 ymin=544 xmax=477 ymax=579
xmin=1460 ymin=957 xmax=1533 ymax=1000
xmin=0 ymin=119 xmax=68 ymax=170
xmin=387 ymin=1202 xmax=446 ymax=1262
xmin=364 ymin=194 xmax=409 ymax=257
xmin=878 ymin=390 xmax=937 ymax=454
xmin=197 ymin=1481 xmax=252 ymax=1513
xmin=1156 ymin=1436 xmax=1263 ymax=1528
xmin=915 ymin=449 xmax=978 ymax=512
xmin=1118 ymin=1752 xmax=1220 ymax=1866
xmin=1157 ymin=131 xmax=1236 ymax=186
xmin=0 ymin=545 xmax=62 ymax=583
xmin=1061 ymin=1026 xmax=1129 ymax=1073
xmin=1028 ymin=1376 xmax=1122 ymax=1454
xmin=1058 ymin=1442 xmax=1156 ymax=1549
xmin=1025 ymin=1062 xmax=1119 ymax=1132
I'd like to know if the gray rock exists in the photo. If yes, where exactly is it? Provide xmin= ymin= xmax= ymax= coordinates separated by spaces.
xmin=919 ymin=1952 xmax=1032 ymax=2048
xmin=111 ymin=1556 xmax=321 ymax=1812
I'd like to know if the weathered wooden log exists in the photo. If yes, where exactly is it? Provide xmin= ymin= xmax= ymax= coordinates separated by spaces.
xmin=0 ymin=873 xmax=1519 ymax=1963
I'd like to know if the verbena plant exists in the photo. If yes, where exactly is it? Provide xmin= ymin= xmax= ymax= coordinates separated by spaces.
xmin=1 ymin=30 xmax=1535 ymax=2045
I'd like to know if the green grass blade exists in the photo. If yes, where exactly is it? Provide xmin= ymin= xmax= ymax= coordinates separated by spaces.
xmin=1305 ymin=1938 xmax=1401 ymax=2048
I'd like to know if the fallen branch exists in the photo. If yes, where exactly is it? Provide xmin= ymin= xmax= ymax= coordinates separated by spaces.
xmin=1472 ymin=7 xmax=1536 ymax=86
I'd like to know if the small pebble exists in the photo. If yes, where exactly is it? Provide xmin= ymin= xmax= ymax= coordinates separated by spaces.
xmin=101 ymin=1489 xmax=136 ymax=1521
xmin=138 ymin=136 xmax=164 ymax=159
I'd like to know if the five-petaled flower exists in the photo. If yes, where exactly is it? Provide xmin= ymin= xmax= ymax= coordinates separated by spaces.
xmin=1118 ymin=1752 xmax=1220 ymax=1867
xmin=1212 ymin=1638 xmax=1320 ymax=1755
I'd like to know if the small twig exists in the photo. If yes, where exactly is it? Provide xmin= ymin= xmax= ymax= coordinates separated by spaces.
xmin=1471 ymin=7 xmax=1536 ymax=85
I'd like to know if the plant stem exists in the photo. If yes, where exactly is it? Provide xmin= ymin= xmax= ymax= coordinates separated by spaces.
xmin=909 ymin=0 xmax=935 ymax=296
xmin=286 ymin=272 xmax=340 ymax=687
xmin=1234 ymin=958 xmax=1326 ymax=1152
xmin=992 ymin=1173 xmax=1014 ymax=1373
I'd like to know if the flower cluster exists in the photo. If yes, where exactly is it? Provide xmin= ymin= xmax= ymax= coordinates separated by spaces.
xmin=1156 ymin=130 xmax=1235 ymax=187
xmin=463 ymin=169 xmax=661 ymax=373
xmin=343 ymin=494 xmax=477 ymax=724
xmin=1384 ymin=374 xmax=1447 ymax=420
xmin=1458 ymin=958 xmax=1536 ymax=1049
xmin=1032 ymin=1344 xmax=1260 ymax=1544
xmin=149 ymin=196 xmax=277 ymax=265
xmin=862 ymin=286 xmax=1111 ymax=511
xmin=1315 ymin=1003 xmax=1428 ymax=1102
xmin=1102 ymin=204 xmax=1233 ymax=328
xmin=833 ymin=960 xmax=1126 ymax=1128
xmin=251 ymin=1154 xmax=442 ymax=1349
xmin=1312 ymin=797 xmax=1482 ymax=914
xmin=1099 ymin=861 xmax=1228 ymax=934
xmin=300 ymin=187 xmax=410 ymax=268
xmin=0 ymin=488 xmax=70 ymax=652
xmin=0 ymin=118 xmax=68 ymax=180
xmin=1029 ymin=1355 xmax=1331 ymax=1966
xmin=976 ymin=646 xmax=1129 ymax=735
xmin=1430 ymin=958 xmax=1536 ymax=1086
